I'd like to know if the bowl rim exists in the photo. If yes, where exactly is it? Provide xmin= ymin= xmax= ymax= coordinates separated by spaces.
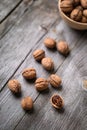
xmin=58 ymin=0 xmax=87 ymax=26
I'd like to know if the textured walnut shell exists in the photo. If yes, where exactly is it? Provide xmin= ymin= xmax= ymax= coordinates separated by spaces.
xmin=22 ymin=68 xmax=36 ymax=79
xmin=60 ymin=0 xmax=73 ymax=13
xmin=44 ymin=38 xmax=56 ymax=49
xmin=8 ymin=79 xmax=21 ymax=93
xmin=70 ymin=8 xmax=82 ymax=22
xmin=50 ymin=94 xmax=64 ymax=109
xmin=49 ymin=74 xmax=62 ymax=88
xmin=57 ymin=41 xmax=69 ymax=55
xmin=81 ymin=16 xmax=87 ymax=23
xmin=21 ymin=96 xmax=33 ymax=110
xmin=83 ymin=10 xmax=87 ymax=18
xmin=80 ymin=0 xmax=87 ymax=9
xmin=33 ymin=49 xmax=45 ymax=61
xmin=41 ymin=57 xmax=54 ymax=71
xmin=35 ymin=78 xmax=49 ymax=91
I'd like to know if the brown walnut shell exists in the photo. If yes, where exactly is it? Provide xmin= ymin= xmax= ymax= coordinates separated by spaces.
xmin=33 ymin=49 xmax=45 ymax=61
xmin=60 ymin=0 xmax=73 ymax=13
xmin=70 ymin=8 xmax=82 ymax=22
xmin=8 ymin=79 xmax=21 ymax=93
xmin=22 ymin=68 xmax=36 ymax=79
xmin=80 ymin=0 xmax=87 ymax=9
xmin=49 ymin=74 xmax=62 ymax=88
xmin=44 ymin=38 xmax=56 ymax=49
xmin=21 ymin=96 xmax=33 ymax=110
xmin=83 ymin=10 xmax=87 ymax=18
xmin=35 ymin=78 xmax=49 ymax=91
xmin=50 ymin=94 xmax=64 ymax=109
xmin=57 ymin=41 xmax=69 ymax=55
xmin=81 ymin=16 xmax=87 ymax=23
xmin=41 ymin=57 xmax=54 ymax=71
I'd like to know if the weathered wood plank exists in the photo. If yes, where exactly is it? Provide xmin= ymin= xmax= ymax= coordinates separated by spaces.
xmin=15 ymin=33 xmax=87 ymax=130
xmin=0 ymin=0 xmax=22 ymax=22
xmin=0 ymin=20 xmax=84 ymax=130
xmin=0 ymin=0 xmax=58 ymax=91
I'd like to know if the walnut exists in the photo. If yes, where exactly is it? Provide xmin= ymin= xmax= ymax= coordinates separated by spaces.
xmin=57 ymin=41 xmax=69 ymax=55
xmin=70 ymin=8 xmax=82 ymax=21
xmin=44 ymin=38 xmax=56 ymax=49
xmin=35 ymin=78 xmax=49 ymax=91
xmin=49 ymin=74 xmax=62 ymax=88
xmin=21 ymin=96 xmax=33 ymax=110
xmin=41 ymin=57 xmax=54 ymax=71
xmin=51 ymin=94 xmax=64 ymax=109
xmin=8 ymin=79 xmax=21 ymax=93
xmin=83 ymin=10 xmax=87 ymax=18
xmin=22 ymin=68 xmax=36 ymax=79
xmin=33 ymin=49 xmax=45 ymax=61
xmin=80 ymin=0 xmax=87 ymax=9
xmin=60 ymin=0 xmax=73 ymax=13
xmin=81 ymin=16 xmax=87 ymax=23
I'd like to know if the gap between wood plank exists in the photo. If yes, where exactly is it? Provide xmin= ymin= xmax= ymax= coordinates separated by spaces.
xmin=13 ymin=31 xmax=86 ymax=130
xmin=0 ymin=32 xmax=48 ymax=93
xmin=0 ymin=0 xmax=23 ymax=24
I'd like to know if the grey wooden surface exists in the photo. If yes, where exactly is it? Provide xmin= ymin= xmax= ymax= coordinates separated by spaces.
xmin=0 ymin=0 xmax=87 ymax=130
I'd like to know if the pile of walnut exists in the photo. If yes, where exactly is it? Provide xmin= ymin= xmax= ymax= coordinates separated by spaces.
xmin=8 ymin=38 xmax=70 ymax=111
xmin=60 ymin=0 xmax=87 ymax=23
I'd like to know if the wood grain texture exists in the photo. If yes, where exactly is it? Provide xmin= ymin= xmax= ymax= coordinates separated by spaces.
xmin=0 ymin=0 xmax=22 ymax=22
xmin=15 ymin=33 xmax=87 ymax=130
xmin=0 ymin=20 xmax=85 ymax=130
xmin=0 ymin=0 xmax=87 ymax=130
xmin=0 ymin=0 xmax=58 ymax=91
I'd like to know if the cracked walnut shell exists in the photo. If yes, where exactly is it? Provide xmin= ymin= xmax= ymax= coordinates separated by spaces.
xmin=21 ymin=96 xmax=33 ymax=110
xmin=8 ymin=79 xmax=21 ymax=93
xmin=35 ymin=78 xmax=49 ymax=91
xmin=33 ymin=49 xmax=45 ymax=61
xmin=49 ymin=74 xmax=62 ymax=88
xmin=57 ymin=41 xmax=69 ymax=55
xmin=22 ymin=68 xmax=36 ymax=79
xmin=51 ymin=94 xmax=64 ymax=109
xmin=41 ymin=57 xmax=54 ymax=71
xmin=44 ymin=38 xmax=56 ymax=49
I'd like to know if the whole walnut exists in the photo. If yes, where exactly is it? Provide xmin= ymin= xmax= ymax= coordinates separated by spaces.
xmin=22 ymin=68 xmax=36 ymax=79
xmin=49 ymin=74 xmax=62 ymax=88
xmin=51 ymin=94 xmax=64 ymax=109
xmin=35 ymin=78 xmax=49 ymax=91
xmin=83 ymin=10 xmax=87 ymax=18
xmin=33 ymin=49 xmax=45 ymax=61
xmin=57 ymin=41 xmax=69 ymax=55
xmin=8 ymin=79 xmax=21 ymax=93
xmin=70 ymin=8 xmax=82 ymax=21
xmin=21 ymin=96 xmax=33 ymax=110
xmin=80 ymin=0 xmax=87 ymax=9
xmin=81 ymin=16 xmax=87 ymax=23
xmin=60 ymin=0 xmax=73 ymax=13
xmin=44 ymin=38 xmax=56 ymax=49
xmin=41 ymin=57 xmax=54 ymax=71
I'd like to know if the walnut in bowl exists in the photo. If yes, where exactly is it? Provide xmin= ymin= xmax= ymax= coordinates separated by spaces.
xmin=58 ymin=0 xmax=87 ymax=30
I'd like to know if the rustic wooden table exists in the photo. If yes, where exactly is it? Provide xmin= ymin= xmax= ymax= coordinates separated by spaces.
xmin=0 ymin=0 xmax=87 ymax=130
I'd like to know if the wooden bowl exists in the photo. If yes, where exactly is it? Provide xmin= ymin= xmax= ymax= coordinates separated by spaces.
xmin=58 ymin=0 xmax=87 ymax=30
